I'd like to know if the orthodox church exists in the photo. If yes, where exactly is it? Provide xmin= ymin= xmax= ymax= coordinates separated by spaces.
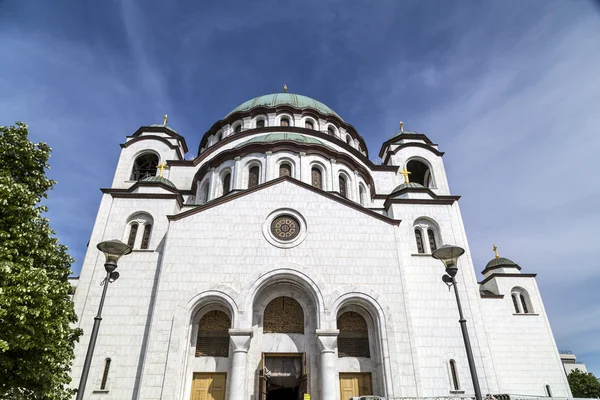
xmin=70 ymin=89 xmax=570 ymax=400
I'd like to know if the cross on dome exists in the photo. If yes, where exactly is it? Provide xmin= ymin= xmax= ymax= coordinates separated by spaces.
xmin=493 ymin=244 xmax=500 ymax=259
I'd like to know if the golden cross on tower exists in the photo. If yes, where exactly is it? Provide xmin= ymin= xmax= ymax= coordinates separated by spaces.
xmin=163 ymin=114 xmax=168 ymax=126
xmin=399 ymin=121 xmax=404 ymax=133
xmin=157 ymin=161 xmax=168 ymax=177
xmin=493 ymin=244 xmax=499 ymax=259
xmin=283 ymin=84 xmax=288 ymax=93
xmin=400 ymin=167 xmax=411 ymax=184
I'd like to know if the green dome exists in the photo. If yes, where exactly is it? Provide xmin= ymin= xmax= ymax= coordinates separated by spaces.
xmin=485 ymin=257 xmax=519 ymax=270
xmin=236 ymin=133 xmax=329 ymax=148
xmin=140 ymin=175 xmax=176 ymax=188
xmin=391 ymin=182 xmax=425 ymax=192
xmin=228 ymin=93 xmax=342 ymax=120
xmin=391 ymin=129 xmax=418 ymax=139
xmin=149 ymin=124 xmax=179 ymax=134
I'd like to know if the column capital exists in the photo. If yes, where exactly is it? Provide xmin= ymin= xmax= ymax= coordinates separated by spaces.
xmin=265 ymin=151 xmax=273 ymax=156
xmin=316 ymin=329 xmax=339 ymax=353
xmin=299 ymin=152 xmax=307 ymax=157
xmin=229 ymin=329 xmax=253 ymax=353
xmin=330 ymin=159 xmax=337 ymax=164
xmin=210 ymin=167 xmax=216 ymax=172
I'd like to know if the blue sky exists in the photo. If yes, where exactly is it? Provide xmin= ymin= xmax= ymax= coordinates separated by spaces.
xmin=1 ymin=0 xmax=599 ymax=376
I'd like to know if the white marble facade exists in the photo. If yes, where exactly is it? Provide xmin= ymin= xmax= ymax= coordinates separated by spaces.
xmin=70 ymin=93 xmax=571 ymax=400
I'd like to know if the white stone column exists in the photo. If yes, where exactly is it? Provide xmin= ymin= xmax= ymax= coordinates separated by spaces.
xmin=299 ymin=152 xmax=306 ymax=181
xmin=316 ymin=329 xmax=339 ymax=400
xmin=227 ymin=329 xmax=253 ymax=400
xmin=233 ymin=157 xmax=241 ymax=190
xmin=330 ymin=159 xmax=337 ymax=192
xmin=208 ymin=167 xmax=217 ymax=200
xmin=265 ymin=151 xmax=272 ymax=182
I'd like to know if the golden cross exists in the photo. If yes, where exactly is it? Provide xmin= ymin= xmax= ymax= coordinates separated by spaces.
xmin=163 ymin=114 xmax=168 ymax=126
xmin=493 ymin=244 xmax=499 ymax=259
xmin=399 ymin=121 xmax=404 ymax=133
xmin=158 ymin=161 xmax=168 ymax=177
xmin=400 ymin=167 xmax=411 ymax=183
xmin=283 ymin=84 xmax=287 ymax=93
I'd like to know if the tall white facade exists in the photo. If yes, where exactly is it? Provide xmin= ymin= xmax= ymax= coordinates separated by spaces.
xmin=70 ymin=93 xmax=570 ymax=400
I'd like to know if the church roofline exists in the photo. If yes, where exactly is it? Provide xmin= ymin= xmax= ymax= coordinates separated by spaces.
xmin=131 ymin=126 xmax=189 ymax=153
xmin=122 ymin=135 xmax=185 ymax=160
xmin=168 ymin=175 xmax=402 ymax=226
xmin=378 ymin=133 xmax=436 ymax=158
xmin=380 ymin=142 xmax=444 ymax=164
xmin=101 ymin=180 xmax=184 ymax=207
xmin=478 ymin=273 xmax=537 ymax=286
xmin=481 ymin=264 xmax=522 ymax=276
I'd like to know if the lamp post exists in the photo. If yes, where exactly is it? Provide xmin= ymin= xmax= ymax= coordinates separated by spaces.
xmin=76 ymin=240 xmax=132 ymax=400
xmin=432 ymin=245 xmax=482 ymax=400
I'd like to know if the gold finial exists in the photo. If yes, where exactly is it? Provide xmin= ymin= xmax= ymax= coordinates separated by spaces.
xmin=493 ymin=244 xmax=499 ymax=259
xmin=158 ymin=161 xmax=168 ymax=177
xmin=163 ymin=114 xmax=168 ymax=126
xmin=283 ymin=84 xmax=287 ymax=93
xmin=400 ymin=167 xmax=411 ymax=184
xmin=399 ymin=121 xmax=404 ymax=133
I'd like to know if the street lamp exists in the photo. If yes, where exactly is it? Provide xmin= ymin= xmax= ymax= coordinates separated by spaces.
xmin=432 ymin=244 xmax=482 ymax=400
xmin=76 ymin=240 xmax=132 ymax=400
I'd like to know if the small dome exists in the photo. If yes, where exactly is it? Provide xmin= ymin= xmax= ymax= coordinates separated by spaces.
xmin=140 ymin=175 xmax=176 ymax=188
xmin=149 ymin=124 xmax=179 ymax=134
xmin=485 ymin=257 xmax=519 ymax=270
xmin=391 ymin=182 xmax=425 ymax=192
xmin=236 ymin=133 xmax=330 ymax=148
xmin=228 ymin=93 xmax=342 ymax=120
xmin=391 ymin=129 xmax=419 ymax=139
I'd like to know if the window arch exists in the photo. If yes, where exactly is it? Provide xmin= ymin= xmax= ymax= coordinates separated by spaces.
xmin=279 ymin=163 xmax=292 ymax=177
xmin=311 ymin=167 xmax=323 ymax=189
xmin=125 ymin=213 xmax=153 ymax=249
xmin=100 ymin=358 xmax=111 ymax=390
xmin=338 ymin=174 xmax=348 ymax=198
xmin=415 ymin=229 xmax=425 ymax=254
xmin=406 ymin=159 xmax=433 ymax=187
xmin=305 ymin=120 xmax=314 ymax=130
xmin=248 ymin=165 xmax=260 ymax=188
xmin=141 ymin=224 xmax=152 ymax=249
xmin=327 ymin=126 xmax=335 ymax=136
xmin=131 ymin=153 xmax=158 ymax=181
xmin=280 ymin=117 xmax=290 ymax=127
xmin=234 ymin=124 xmax=242 ymax=133
xmin=359 ymin=185 xmax=366 ymax=206
xmin=520 ymin=294 xmax=529 ymax=313
xmin=196 ymin=310 xmax=231 ymax=357
xmin=346 ymin=135 xmax=352 ymax=145
xmin=511 ymin=287 xmax=533 ymax=314
xmin=127 ymin=223 xmax=138 ymax=248
xmin=511 ymin=293 xmax=520 ymax=313
xmin=449 ymin=359 xmax=460 ymax=390
xmin=263 ymin=296 xmax=304 ymax=333
xmin=222 ymin=172 xmax=231 ymax=195
xmin=256 ymin=118 xmax=265 ymax=128
xmin=427 ymin=229 xmax=437 ymax=252
xmin=337 ymin=311 xmax=370 ymax=358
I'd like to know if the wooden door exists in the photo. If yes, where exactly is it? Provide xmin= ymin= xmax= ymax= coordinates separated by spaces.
xmin=339 ymin=373 xmax=372 ymax=400
xmin=191 ymin=373 xmax=226 ymax=400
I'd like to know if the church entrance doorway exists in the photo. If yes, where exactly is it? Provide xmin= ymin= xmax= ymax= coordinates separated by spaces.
xmin=339 ymin=373 xmax=372 ymax=400
xmin=259 ymin=353 xmax=307 ymax=400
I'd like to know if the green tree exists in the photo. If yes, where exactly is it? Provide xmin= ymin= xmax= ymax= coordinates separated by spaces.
xmin=568 ymin=368 xmax=600 ymax=398
xmin=0 ymin=122 xmax=82 ymax=399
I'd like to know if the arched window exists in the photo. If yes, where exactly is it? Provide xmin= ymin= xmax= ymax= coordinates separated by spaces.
xmin=131 ymin=153 xmax=158 ymax=181
xmin=305 ymin=120 xmax=314 ymax=130
xmin=311 ymin=167 xmax=322 ymax=189
xmin=427 ymin=229 xmax=437 ymax=252
xmin=100 ymin=358 xmax=111 ymax=390
xmin=415 ymin=229 xmax=425 ymax=254
xmin=337 ymin=311 xmax=370 ymax=358
xmin=512 ymin=294 xmax=520 ymax=313
xmin=520 ymin=294 xmax=529 ymax=314
xmin=545 ymin=385 xmax=552 ymax=397
xmin=127 ymin=223 xmax=138 ymax=248
xmin=248 ymin=166 xmax=260 ymax=188
xmin=215 ymin=132 xmax=222 ymax=142
xmin=198 ymin=182 xmax=209 ymax=204
xmin=234 ymin=124 xmax=242 ymax=133
xmin=279 ymin=163 xmax=291 ymax=177
xmin=449 ymin=360 xmax=460 ymax=390
xmin=256 ymin=119 xmax=265 ymax=128
xmin=222 ymin=173 xmax=231 ymax=195
xmin=407 ymin=159 xmax=433 ymax=187
xmin=280 ymin=117 xmax=290 ymax=127
xmin=339 ymin=175 xmax=347 ymax=198
xmin=263 ymin=297 xmax=304 ymax=333
xmin=359 ymin=185 xmax=366 ymax=205
xmin=346 ymin=135 xmax=352 ymax=145
xmin=328 ymin=126 xmax=335 ymax=136
xmin=196 ymin=310 xmax=231 ymax=357
xmin=141 ymin=224 xmax=152 ymax=250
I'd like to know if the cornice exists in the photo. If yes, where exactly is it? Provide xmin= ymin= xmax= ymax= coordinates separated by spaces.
xmin=480 ymin=294 xmax=505 ymax=299
xmin=381 ymin=142 xmax=445 ymax=165
xmin=101 ymin=181 xmax=184 ymax=207
xmin=481 ymin=264 xmax=522 ymax=276
xmin=122 ymin=135 xmax=184 ymax=160
xmin=479 ymin=273 xmax=537 ymax=286
xmin=132 ymin=126 xmax=189 ymax=153
xmin=378 ymin=133 xmax=435 ymax=157
xmin=169 ymin=176 xmax=402 ymax=226
xmin=382 ymin=187 xmax=460 ymax=207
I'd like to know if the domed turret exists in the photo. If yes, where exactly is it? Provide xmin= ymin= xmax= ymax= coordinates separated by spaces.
xmin=482 ymin=245 xmax=521 ymax=279
xmin=140 ymin=175 xmax=176 ymax=189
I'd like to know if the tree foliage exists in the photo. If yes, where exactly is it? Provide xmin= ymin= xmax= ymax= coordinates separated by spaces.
xmin=0 ymin=122 xmax=82 ymax=399
xmin=568 ymin=368 xmax=600 ymax=398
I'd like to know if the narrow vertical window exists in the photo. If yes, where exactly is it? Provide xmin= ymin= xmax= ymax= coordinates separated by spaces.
xmin=256 ymin=119 xmax=265 ymax=128
xmin=280 ymin=118 xmax=289 ymax=127
xmin=512 ymin=294 xmax=520 ymax=313
xmin=279 ymin=163 xmax=291 ymax=177
xmin=338 ymin=175 xmax=347 ymax=198
xmin=127 ymin=223 xmax=138 ymax=248
xmin=359 ymin=186 xmax=366 ymax=206
xmin=141 ymin=224 xmax=152 ymax=250
xmin=546 ymin=385 xmax=552 ymax=397
xmin=428 ymin=229 xmax=437 ymax=252
xmin=449 ymin=360 xmax=459 ymax=390
xmin=346 ymin=135 xmax=352 ymax=145
xmin=234 ymin=125 xmax=242 ymax=133
xmin=222 ymin=173 xmax=231 ymax=195
xmin=305 ymin=121 xmax=314 ymax=130
xmin=520 ymin=294 xmax=529 ymax=314
xmin=100 ymin=358 xmax=111 ymax=390
xmin=131 ymin=153 xmax=158 ymax=181
xmin=311 ymin=168 xmax=322 ymax=189
xmin=328 ymin=127 xmax=335 ymax=136
xmin=415 ymin=230 xmax=424 ymax=254
xmin=248 ymin=166 xmax=260 ymax=188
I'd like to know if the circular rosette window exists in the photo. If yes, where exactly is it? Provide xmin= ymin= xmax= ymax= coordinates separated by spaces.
xmin=263 ymin=209 xmax=307 ymax=248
